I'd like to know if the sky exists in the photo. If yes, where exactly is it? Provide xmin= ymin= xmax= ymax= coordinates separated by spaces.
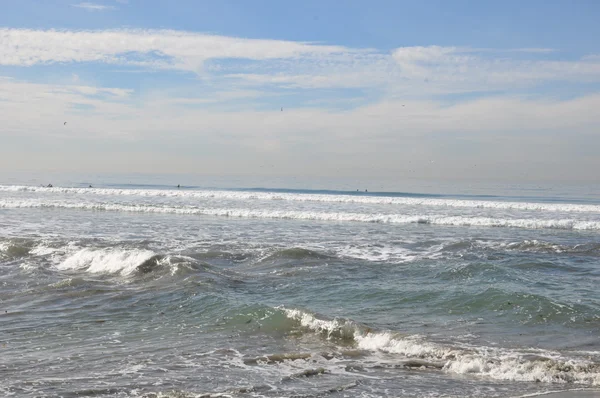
xmin=1 ymin=0 xmax=600 ymax=183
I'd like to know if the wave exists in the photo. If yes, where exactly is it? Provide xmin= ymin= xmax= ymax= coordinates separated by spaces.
xmin=2 ymin=199 xmax=600 ymax=231
xmin=499 ymin=240 xmax=600 ymax=256
xmin=436 ymin=239 xmax=600 ymax=262
xmin=2 ymin=184 xmax=600 ymax=213
xmin=0 ymin=240 xmax=32 ymax=259
xmin=56 ymin=248 xmax=166 ymax=276
xmin=430 ymin=287 xmax=596 ymax=326
xmin=281 ymin=308 xmax=600 ymax=385
xmin=0 ymin=238 xmax=65 ymax=260
xmin=256 ymin=248 xmax=333 ymax=264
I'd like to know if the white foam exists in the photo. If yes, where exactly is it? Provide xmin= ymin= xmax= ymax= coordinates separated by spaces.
xmin=282 ymin=308 xmax=357 ymax=340
xmin=57 ymin=248 xmax=157 ymax=276
xmin=19 ymin=262 xmax=37 ymax=271
xmin=444 ymin=350 xmax=600 ymax=385
xmin=336 ymin=244 xmax=420 ymax=263
xmin=2 ymin=199 xmax=600 ymax=231
xmin=281 ymin=308 xmax=600 ymax=386
xmin=455 ymin=239 xmax=600 ymax=256
xmin=2 ymin=184 xmax=599 ymax=214
xmin=30 ymin=245 xmax=59 ymax=256
xmin=356 ymin=332 xmax=454 ymax=359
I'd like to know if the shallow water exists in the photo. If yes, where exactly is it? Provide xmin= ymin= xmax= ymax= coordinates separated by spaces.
xmin=1 ymin=179 xmax=600 ymax=397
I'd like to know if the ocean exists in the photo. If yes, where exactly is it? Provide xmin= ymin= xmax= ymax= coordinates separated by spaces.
xmin=1 ymin=175 xmax=599 ymax=397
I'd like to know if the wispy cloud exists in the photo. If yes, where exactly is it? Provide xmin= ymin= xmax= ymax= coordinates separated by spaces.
xmin=0 ymin=0 xmax=598 ymax=185
xmin=511 ymin=48 xmax=556 ymax=53
xmin=1 ymin=78 xmax=598 ymax=142
xmin=390 ymin=45 xmax=600 ymax=93
xmin=72 ymin=2 xmax=117 ymax=11
xmin=1 ymin=28 xmax=599 ymax=98
xmin=1 ymin=76 xmax=599 ymax=180
xmin=0 ymin=28 xmax=353 ymax=71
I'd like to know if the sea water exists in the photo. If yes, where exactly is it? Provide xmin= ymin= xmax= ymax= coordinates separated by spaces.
xmin=1 ymin=175 xmax=599 ymax=397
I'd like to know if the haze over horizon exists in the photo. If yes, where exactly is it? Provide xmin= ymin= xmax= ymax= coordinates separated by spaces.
xmin=1 ymin=0 xmax=600 ymax=184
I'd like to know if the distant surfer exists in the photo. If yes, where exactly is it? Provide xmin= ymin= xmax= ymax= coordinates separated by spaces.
xmin=88 ymin=185 xmax=92 ymax=188
xmin=47 ymin=184 xmax=53 ymax=188
xmin=177 ymin=184 xmax=180 ymax=188
xmin=281 ymin=107 xmax=283 ymax=111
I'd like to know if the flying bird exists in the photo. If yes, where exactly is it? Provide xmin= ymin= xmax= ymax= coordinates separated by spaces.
xmin=64 ymin=122 xmax=67 ymax=125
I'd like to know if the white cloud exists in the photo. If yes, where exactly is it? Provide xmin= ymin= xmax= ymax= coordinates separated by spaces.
xmin=72 ymin=2 xmax=116 ymax=11
xmin=1 ymin=28 xmax=600 ymax=181
xmin=1 ymin=29 xmax=599 ymax=96
xmin=1 ymin=78 xmax=599 ymax=175
xmin=510 ymin=48 xmax=556 ymax=54
xmin=1 ymin=78 xmax=598 ymax=139
xmin=0 ymin=28 xmax=355 ymax=73
xmin=391 ymin=46 xmax=600 ymax=89
xmin=0 ymin=80 xmax=131 ymax=102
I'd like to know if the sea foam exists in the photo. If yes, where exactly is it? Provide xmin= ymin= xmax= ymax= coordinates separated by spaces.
xmin=2 ymin=199 xmax=600 ymax=231
xmin=282 ymin=308 xmax=600 ymax=385
xmin=57 ymin=248 xmax=158 ymax=276
xmin=2 ymin=184 xmax=600 ymax=213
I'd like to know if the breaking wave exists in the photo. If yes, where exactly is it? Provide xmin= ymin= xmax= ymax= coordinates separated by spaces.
xmin=56 ymin=248 xmax=166 ymax=276
xmin=281 ymin=308 xmax=600 ymax=385
xmin=2 ymin=199 xmax=600 ymax=231
xmin=2 ymin=184 xmax=600 ymax=213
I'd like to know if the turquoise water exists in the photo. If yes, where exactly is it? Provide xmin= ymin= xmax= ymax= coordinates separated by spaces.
xmin=1 ymin=175 xmax=599 ymax=397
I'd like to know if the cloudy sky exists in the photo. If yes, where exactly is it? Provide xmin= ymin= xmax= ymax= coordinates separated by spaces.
xmin=1 ymin=0 xmax=600 ymax=183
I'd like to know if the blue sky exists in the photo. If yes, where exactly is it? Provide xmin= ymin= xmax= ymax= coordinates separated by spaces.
xmin=3 ymin=0 xmax=599 ymax=50
xmin=1 ymin=0 xmax=600 ymax=182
